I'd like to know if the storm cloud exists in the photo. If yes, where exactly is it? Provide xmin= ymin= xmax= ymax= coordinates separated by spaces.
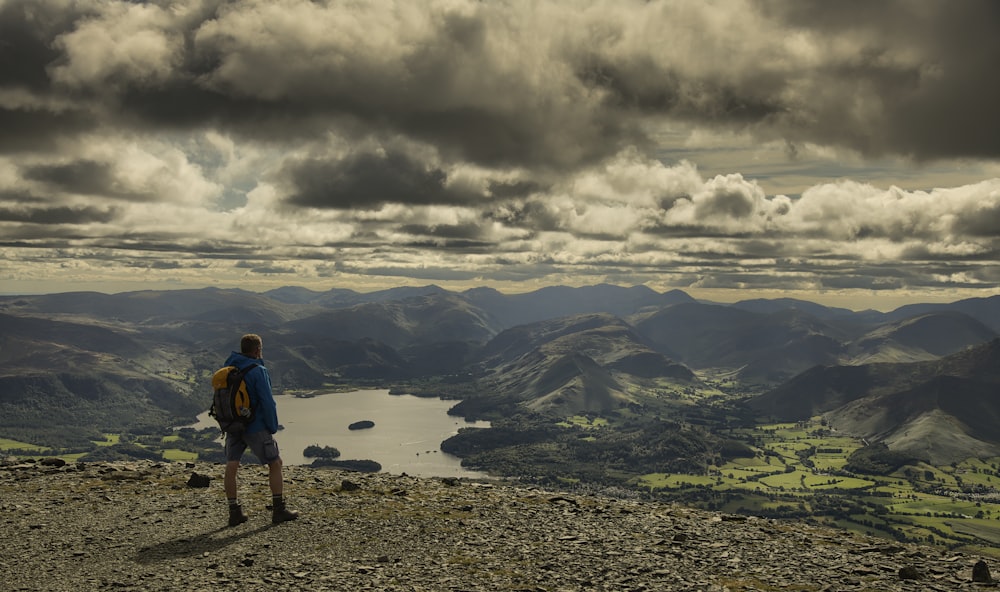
xmin=0 ymin=0 xmax=998 ymax=307
xmin=283 ymin=150 xmax=483 ymax=209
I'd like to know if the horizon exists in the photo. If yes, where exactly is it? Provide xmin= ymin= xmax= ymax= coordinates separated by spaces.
xmin=0 ymin=280 xmax=987 ymax=314
xmin=2 ymin=1 xmax=999 ymax=309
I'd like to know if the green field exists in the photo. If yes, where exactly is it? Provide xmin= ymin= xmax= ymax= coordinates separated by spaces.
xmin=93 ymin=434 xmax=121 ymax=447
xmin=637 ymin=417 xmax=1000 ymax=551
xmin=637 ymin=473 xmax=718 ymax=489
xmin=0 ymin=437 xmax=50 ymax=452
xmin=557 ymin=415 xmax=610 ymax=429
xmin=162 ymin=449 xmax=198 ymax=461
xmin=1 ymin=428 xmax=222 ymax=464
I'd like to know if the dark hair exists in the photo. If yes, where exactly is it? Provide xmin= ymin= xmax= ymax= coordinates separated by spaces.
xmin=240 ymin=333 xmax=262 ymax=355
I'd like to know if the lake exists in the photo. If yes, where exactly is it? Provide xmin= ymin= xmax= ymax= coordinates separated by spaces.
xmin=188 ymin=389 xmax=491 ymax=479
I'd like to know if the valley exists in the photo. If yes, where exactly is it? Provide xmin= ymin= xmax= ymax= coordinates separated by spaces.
xmin=646 ymin=416 xmax=1000 ymax=555
xmin=3 ymin=284 xmax=1000 ymax=553
xmin=435 ymin=371 xmax=1000 ymax=554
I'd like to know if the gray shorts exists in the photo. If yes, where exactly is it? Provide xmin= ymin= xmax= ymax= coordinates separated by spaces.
xmin=225 ymin=430 xmax=281 ymax=465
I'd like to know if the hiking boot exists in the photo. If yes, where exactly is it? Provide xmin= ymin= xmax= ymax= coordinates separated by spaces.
xmin=228 ymin=504 xmax=249 ymax=527
xmin=271 ymin=499 xmax=299 ymax=524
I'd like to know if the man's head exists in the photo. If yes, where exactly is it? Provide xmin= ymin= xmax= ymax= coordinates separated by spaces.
xmin=240 ymin=333 xmax=263 ymax=358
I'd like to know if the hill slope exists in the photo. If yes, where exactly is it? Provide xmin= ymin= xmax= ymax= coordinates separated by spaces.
xmin=632 ymin=303 xmax=854 ymax=382
xmin=847 ymin=311 xmax=998 ymax=364
xmin=0 ymin=312 xmax=205 ymax=445
xmin=747 ymin=339 xmax=1000 ymax=463
xmin=474 ymin=313 xmax=694 ymax=416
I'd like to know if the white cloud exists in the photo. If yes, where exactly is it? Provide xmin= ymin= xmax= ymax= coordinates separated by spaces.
xmin=50 ymin=1 xmax=183 ymax=90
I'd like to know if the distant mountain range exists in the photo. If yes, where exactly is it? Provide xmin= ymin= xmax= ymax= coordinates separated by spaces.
xmin=3 ymin=284 xmax=1000 ymax=460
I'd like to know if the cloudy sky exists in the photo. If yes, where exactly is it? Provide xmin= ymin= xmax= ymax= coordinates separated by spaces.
xmin=2 ymin=0 xmax=999 ymax=310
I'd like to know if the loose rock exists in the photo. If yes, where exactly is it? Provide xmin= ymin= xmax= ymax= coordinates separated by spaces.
xmin=973 ymin=559 xmax=993 ymax=583
xmin=0 ymin=459 xmax=996 ymax=591
xmin=186 ymin=473 xmax=211 ymax=488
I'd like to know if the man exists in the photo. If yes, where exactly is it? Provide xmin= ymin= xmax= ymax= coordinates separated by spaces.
xmin=223 ymin=333 xmax=299 ymax=526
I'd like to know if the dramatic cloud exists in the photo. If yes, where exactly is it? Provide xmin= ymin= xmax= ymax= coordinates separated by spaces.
xmin=0 ymin=0 xmax=998 ymax=308
xmin=283 ymin=150 xmax=484 ymax=209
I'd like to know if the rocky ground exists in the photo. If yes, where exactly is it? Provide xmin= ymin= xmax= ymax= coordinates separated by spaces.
xmin=2 ymin=458 xmax=999 ymax=591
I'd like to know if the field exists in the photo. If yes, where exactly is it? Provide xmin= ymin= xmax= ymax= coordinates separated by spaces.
xmin=635 ymin=418 xmax=1000 ymax=554
xmin=0 ymin=437 xmax=49 ymax=453
xmin=1 ymin=428 xmax=222 ymax=464
xmin=557 ymin=415 xmax=609 ymax=429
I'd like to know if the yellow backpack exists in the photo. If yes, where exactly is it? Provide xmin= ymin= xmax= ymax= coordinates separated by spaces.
xmin=208 ymin=364 xmax=259 ymax=434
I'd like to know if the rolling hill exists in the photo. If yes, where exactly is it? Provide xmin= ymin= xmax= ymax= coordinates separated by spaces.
xmin=2 ymin=283 xmax=999 ymax=467
xmin=0 ymin=311 xmax=205 ymax=446
xmin=471 ymin=313 xmax=695 ymax=416
xmin=845 ymin=311 xmax=998 ymax=364
xmin=283 ymin=292 xmax=497 ymax=349
xmin=631 ymin=302 xmax=856 ymax=382
xmin=747 ymin=339 xmax=1000 ymax=463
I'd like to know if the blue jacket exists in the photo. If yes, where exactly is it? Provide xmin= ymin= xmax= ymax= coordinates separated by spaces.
xmin=224 ymin=351 xmax=278 ymax=434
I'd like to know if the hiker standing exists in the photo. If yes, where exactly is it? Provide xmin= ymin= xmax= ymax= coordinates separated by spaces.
xmin=222 ymin=333 xmax=299 ymax=526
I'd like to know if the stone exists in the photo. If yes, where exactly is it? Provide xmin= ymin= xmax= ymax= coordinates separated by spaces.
xmin=973 ymin=559 xmax=992 ymax=583
xmin=2 ymin=459 xmax=998 ymax=592
xmin=186 ymin=473 xmax=211 ymax=488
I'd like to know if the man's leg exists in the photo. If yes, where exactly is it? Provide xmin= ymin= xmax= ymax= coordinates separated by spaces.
xmin=245 ymin=431 xmax=297 ymax=524
xmin=267 ymin=456 xmax=299 ymax=524
xmin=267 ymin=457 xmax=283 ymax=496
xmin=225 ymin=460 xmax=240 ymax=499
xmin=223 ymin=436 xmax=248 ymax=527
xmin=268 ymin=457 xmax=299 ymax=524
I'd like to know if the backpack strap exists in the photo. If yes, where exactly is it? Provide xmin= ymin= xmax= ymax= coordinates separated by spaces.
xmin=233 ymin=363 xmax=260 ymax=389
xmin=236 ymin=362 xmax=260 ymax=378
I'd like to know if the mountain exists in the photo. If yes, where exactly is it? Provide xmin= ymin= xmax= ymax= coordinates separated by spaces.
xmin=0 ymin=312 xmax=204 ymax=445
xmin=846 ymin=311 xmax=998 ymax=364
xmin=883 ymin=295 xmax=1000 ymax=332
xmin=834 ymin=376 xmax=1000 ymax=464
xmin=464 ymin=283 xmax=695 ymax=329
xmin=0 ymin=287 xmax=314 ymax=326
xmin=275 ymin=292 xmax=497 ymax=381
xmin=264 ymin=284 xmax=449 ymax=308
xmin=283 ymin=292 xmax=497 ymax=349
xmin=631 ymin=303 xmax=856 ymax=383
xmin=746 ymin=339 xmax=1000 ymax=463
xmin=632 ymin=301 xmax=998 ymax=383
xmin=472 ymin=313 xmax=694 ymax=416
xmin=0 ymin=312 xmax=142 ymax=368
xmin=263 ymin=285 xmax=339 ymax=304
xmin=730 ymin=297 xmax=860 ymax=320
xmin=266 ymin=335 xmax=411 ymax=383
